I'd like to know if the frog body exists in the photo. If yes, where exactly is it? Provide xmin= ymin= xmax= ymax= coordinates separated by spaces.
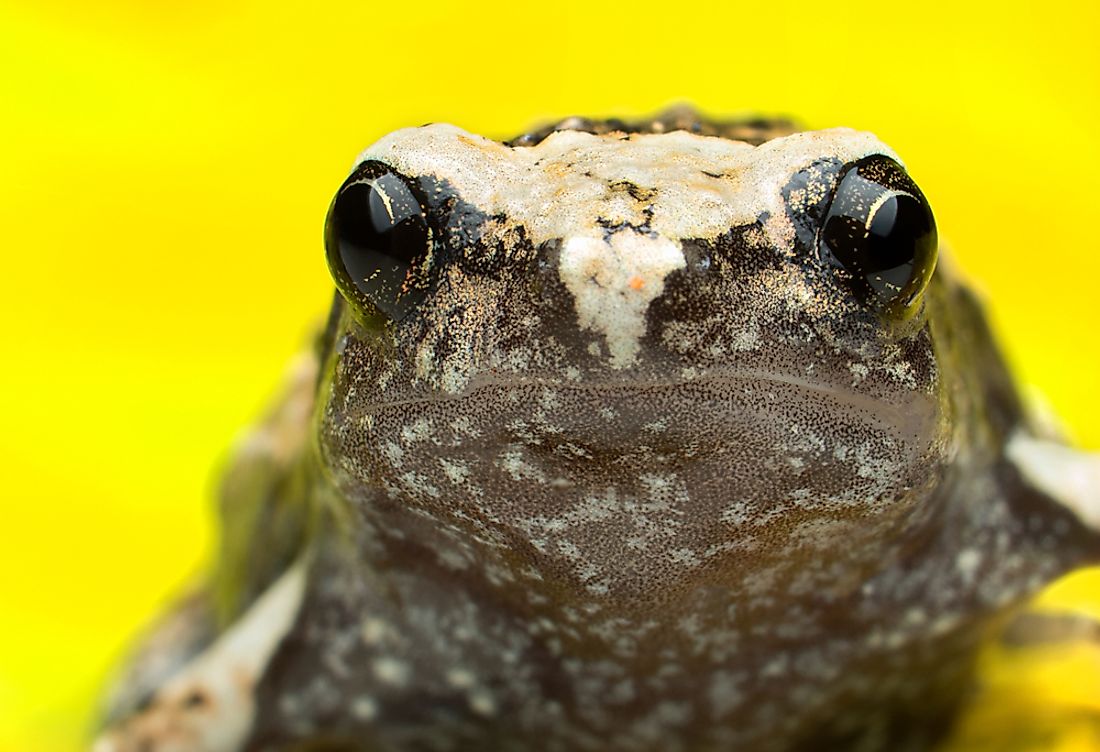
xmin=94 ymin=110 xmax=1100 ymax=752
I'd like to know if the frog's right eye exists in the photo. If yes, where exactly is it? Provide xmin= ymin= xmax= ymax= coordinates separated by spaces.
xmin=818 ymin=155 xmax=937 ymax=318
xmin=324 ymin=161 xmax=432 ymax=322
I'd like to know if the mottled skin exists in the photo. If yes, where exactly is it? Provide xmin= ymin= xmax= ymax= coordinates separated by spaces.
xmin=95 ymin=110 xmax=1100 ymax=752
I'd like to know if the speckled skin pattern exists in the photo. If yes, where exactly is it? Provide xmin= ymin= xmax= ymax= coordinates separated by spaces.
xmin=96 ymin=111 xmax=1100 ymax=752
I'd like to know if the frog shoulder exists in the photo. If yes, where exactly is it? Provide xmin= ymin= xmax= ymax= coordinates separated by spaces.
xmin=1006 ymin=432 xmax=1100 ymax=537
xmin=96 ymin=586 xmax=218 ymax=728
xmin=211 ymin=344 xmax=320 ymax=623
xmin=95 ymin=336 xmax=324 ymax=732
xmin=93 ymin=561 xmax=308 ymax=752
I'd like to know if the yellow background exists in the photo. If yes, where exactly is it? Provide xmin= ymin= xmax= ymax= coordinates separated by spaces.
xmin=1 ymin=1 xmax=1098 ymax=750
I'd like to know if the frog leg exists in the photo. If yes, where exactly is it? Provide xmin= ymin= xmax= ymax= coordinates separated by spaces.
xmin=941 ymin=435 xmax=1100 ymax=752
xmin=1006 ymin=431 xmax=1100 ymax=545
xmin=92 ymin=558 xmax=308 ymax=752
xmin=97 ymin=308 xmax=333 ymax=732
xmin=97 ymin=587 xmax=218 ymax=728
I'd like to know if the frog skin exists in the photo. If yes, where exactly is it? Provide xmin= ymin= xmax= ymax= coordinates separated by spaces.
xmin=94 ymin=109 xmax=1100 ymax=752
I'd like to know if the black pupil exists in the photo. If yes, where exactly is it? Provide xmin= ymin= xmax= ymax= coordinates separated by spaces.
xmin=820 ymin=156 xmax=937 ymax=311
xmin=325 ymin=166 xmax=430 ymax=321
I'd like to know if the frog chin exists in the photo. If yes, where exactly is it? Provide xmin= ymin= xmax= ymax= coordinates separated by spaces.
xmin=321 ymin=369 xmax=949 ymax=604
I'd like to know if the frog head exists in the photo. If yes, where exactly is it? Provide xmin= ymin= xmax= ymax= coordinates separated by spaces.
xmin=315 ymin=116 xmax=1097 ymax=610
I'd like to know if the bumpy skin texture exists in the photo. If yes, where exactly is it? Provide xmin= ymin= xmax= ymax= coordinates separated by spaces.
xmin=95 ymin=110 xmax=1100 ymax=752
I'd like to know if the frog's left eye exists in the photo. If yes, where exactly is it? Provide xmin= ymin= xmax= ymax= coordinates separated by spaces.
xmin=818 ymin=155 xmax=937 ymax=315
xmin=324 ymin=161 xmax=432 ymax=322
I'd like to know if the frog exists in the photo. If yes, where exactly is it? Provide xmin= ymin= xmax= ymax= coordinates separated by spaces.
xmin=93 ymin=108 xmax=1100 ymax=752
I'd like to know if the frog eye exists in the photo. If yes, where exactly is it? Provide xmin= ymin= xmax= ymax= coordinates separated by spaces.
xmin=324 ymin=161 xmax=432 ymax=322
xmin=818 ymin=155 xmax=937 ymax=315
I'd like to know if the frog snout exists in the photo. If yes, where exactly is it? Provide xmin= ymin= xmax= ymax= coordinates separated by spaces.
xmin=555 ymin=230 xmax=687 ymax=369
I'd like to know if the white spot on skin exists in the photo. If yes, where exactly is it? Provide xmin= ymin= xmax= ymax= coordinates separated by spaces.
xmin=372 ymin=657 xmax=410 ymax=687
xmin=439 ymin=457 xmax=471 ymax=485
xmin=496 ymin=449 xmax=547 ymax=483
xmin=436 ymin=545 xmax=473 ymax=570
xmin=904 ymin=608 xmax=927 ymax=626
xmin=468 ymin=689 xmax=496 ymax=717
xmin=361 ymin=618 xmax=390 ymax=646
xmin=731 ymin=321 xmax=760 ymax=352
xmin=1007 ymin=431 xmax=1100 ymax=532
xmin=556 ymin=539 xmax=582 ymax=559
xmin=668 ymin=548 xmax=701 ymax=568
xmin=929 ymin=614 xmax=961 ymax=637
xmin=539 ymin=389 xmax=562 ymax=411
xmin=92 ymin=561 xmax=308 ymax=752
xmin=719 ymin=502 xmax=750 ymax=526
xmin=414 ymin=341 xmax=436 ymax=381
xmin=399 ymin=471 xmax=441 ymax=499
xmin=709 ymin=671 xmax=746 ymax=717
xmin=380 ymin=441 xmax=403 ymax=468
xmin=400 ymin=418 xmax=434 ymax=444
xmin=445 ymin=668 xmax=477 ymax=689
xmin=956 ymin=548 xmax=981 ymax=586
xmin=449 ymin=416 xmax=481 ymax=439
xmin=351 ymin=697 xmax=378 ymax=721
xmin=559 ymin=232 xmax=686 ymax=367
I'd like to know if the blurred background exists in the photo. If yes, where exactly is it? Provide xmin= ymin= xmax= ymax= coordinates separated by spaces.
xmin=1 ymin=1 xmax=1097 ymax=750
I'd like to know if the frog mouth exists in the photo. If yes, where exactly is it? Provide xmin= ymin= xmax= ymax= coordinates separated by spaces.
xmin=323 ymin=363 xmax=945 ymax=604
xmin=338 ymin=365 xmax=941 ymax=485
xmin=357 ymin=367 xmax=924 ymax=433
